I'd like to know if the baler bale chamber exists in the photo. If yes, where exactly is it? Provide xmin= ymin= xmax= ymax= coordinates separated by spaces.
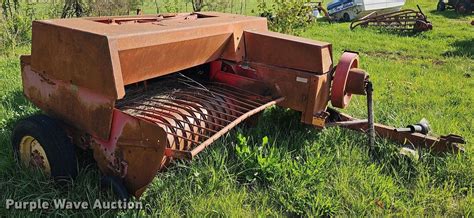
xmin=13 ymin=12 xmax=465 ymax=198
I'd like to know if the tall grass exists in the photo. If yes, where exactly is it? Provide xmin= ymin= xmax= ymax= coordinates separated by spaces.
xmin=0 ymin=1 xmax=35 ymax=54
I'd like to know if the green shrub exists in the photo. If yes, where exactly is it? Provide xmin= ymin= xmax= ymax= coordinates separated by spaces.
xmin=256 ymin=0 xmax=314 ymax=35
xmin=162 ymin=0 xmax=181 ymax=13
xmin=61 ymin=0 xmax=144 ymax=17
xmin=46 ymin=0 xmax=65 ymax=18
xmin=204 ymin=0 xmax=232 ymax=12
xmin=234 ymin=134 xmax=283 ymax=184
xmin=0 ymin=1 xmax=35 ymax=53
xmin=191 ymin=0 xmax=203 ymax=12
xmin=87 ymin=0 xmax=130 ymax=16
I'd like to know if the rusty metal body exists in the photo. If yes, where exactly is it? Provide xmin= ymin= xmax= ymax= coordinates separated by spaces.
xmin=20 ymin=12 xmax=463 ymax=197
xmin=350 ymin=6 xmax=433 ymax=32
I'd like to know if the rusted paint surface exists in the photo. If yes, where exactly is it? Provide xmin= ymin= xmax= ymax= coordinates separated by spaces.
xmin=331 ymin=52 xmax=360 ymax=109
xmin=302 ymin=74 xmax=331 ymax=125
xmin=327 ymin=109 xmax=465 ymax=153
xmin=119 ymin=33 xmax=232 ymax=85
xmin=31 ymin=22 xmax=125 ymax=99
xmin=246 ymin=62 xmax=314 ymax=111
xmin=345 ymin=68 xmax=369 ymax=95
xmin=31 ymin=12 xmax=268 ymax=100
xmin=244 ymin=30 xmax=333 ymax=74
xmin=212 ymin=61 xmax=331 ymax=125
xmin=92 ymin=109 xmax=166 ymax=198
xmin=22 ymin=60 xmax=114 ymax=140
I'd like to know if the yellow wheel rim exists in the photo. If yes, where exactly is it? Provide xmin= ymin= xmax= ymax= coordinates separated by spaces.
xmin=19 ymin=135 xmax=51 ymax=176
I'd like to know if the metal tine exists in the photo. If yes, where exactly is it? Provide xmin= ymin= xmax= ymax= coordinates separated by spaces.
xmin=177 ymin=73 xmax=217 ymax=97
xmin=209 ymin=82 xmax=271 ymax=101
xmin=147 ymin=97 xmax=236 ymax=123
xmin=160 ymin=108 xmax=191 ymax=146
xmin=209 ymin=81 xmax=264 ymax=96
xmin=144 ymin=98 xmax=221 ymax=128
xmin=167 ymin=91 xmax=255 ymax=114
xmin=139 ymin=114 xmax=210 ymax=139
xmin=122 ymin=104 xmax=228 ymax=129
xmin=135 ymin=114 xmax=183 ymax=149
xmin=135 ymin=114 xmax=201 ymax=145
xmin=138 ymin=111 xmax=196 ymax=151
xmin=150 ymin=112 xmax=188 ymax=149
xmin=136 ymin=109 xmax=194 ymax=150
xmin=177 ymin=79 xmax=268 ymax=111
xmin=177 ymin=80 xmax=217 ymax=98
xmin=149 ymin=97 xmax=239 ymax=122
xmin=172 ymin=94 xmax=243 ymax=122
xmin=185 ymin=87 xmax=262 ymax=110
xmin=139 ymin=102 xmax=230 ymax=129
xmin=209 ymin=82 xmax=260 ymax=96
xmin=174 ymin=93 xmax=246 ymax=116
xmin=116 ymin=93 xmax=148 ymax=108
xmin=125 ymin=103 xmax=229 ymax=128
xmin=117 ymin=88 xmax=173 ymax=108
xmin=177 ymin=90 xmax=253 ymax=112
xmin=124 ymin=107 xmax=201 ymax=149
xmin=176 ymin=78 xmax=267 ymax=108
xmin=208 ymin=85 xmax=268 ymax=105
xmin=207 ymin=87 xmax=265 ymax=107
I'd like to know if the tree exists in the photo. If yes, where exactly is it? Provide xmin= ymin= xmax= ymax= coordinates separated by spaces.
xmin=192 ymin=0 xmax=203 ymax=12
xmin=61 ymin=0 xmax=85 ymax=18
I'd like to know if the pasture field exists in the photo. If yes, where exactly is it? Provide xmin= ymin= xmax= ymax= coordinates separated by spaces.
xmin=0 ymin=0 xmax=472 ymax=216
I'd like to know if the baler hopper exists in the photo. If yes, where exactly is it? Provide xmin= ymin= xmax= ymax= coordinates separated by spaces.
xmin=12 ymin=12 xmax=465 ymax=198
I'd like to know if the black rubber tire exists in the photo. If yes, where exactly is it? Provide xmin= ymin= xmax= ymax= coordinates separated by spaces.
xmin=12 ymin=114 xmax=78 ymax=183
xmin=437 ymin=1 xmax=446 ymax=11
xmin=343 ymin=13 xmax=351 ymax=22
xmin=100 ymin=176 xmax=130 ymax=200
xmin=455 ymin=1 xmax=471 ymax=13
xmin=462 ymin=1 xmax=472 ymax=13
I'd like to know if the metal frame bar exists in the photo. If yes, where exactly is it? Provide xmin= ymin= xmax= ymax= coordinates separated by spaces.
xmin=326 ymin=108 xmax=465 ymax=153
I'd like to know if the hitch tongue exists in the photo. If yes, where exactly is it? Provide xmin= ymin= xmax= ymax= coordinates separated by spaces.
xmin=326 ymin=52 xmax=465 ymax=153
xmin=395 ymin=118 xmax=431 ymax=135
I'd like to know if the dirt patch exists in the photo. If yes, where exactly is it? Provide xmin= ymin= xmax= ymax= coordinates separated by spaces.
xmin=432 ymin=60 xmax=445 ymax=65
xmin=365 ymin=51 xmax=415 ymax=61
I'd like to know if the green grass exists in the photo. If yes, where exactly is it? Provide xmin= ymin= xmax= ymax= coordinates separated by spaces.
xmin=0 ymin=0 xmax=473 ymax=216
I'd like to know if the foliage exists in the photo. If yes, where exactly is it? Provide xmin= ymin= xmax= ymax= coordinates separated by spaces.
xmin=162 ymin=0 xmax=180 ymax=13
xmin=61 ymin=0 xmax=86 ymax=17
xmin=256 ymin=0 xmax=314 ymax=35
xmin=61 ymin=0 xmax=144 ymax=17
xmin=86 ymin=0 xmax=131 ymax=16
xmin=234 ymin=134 xmax=283 ymax=183
xmin=47 ymin=0 xmax=65 ymax=18
xmin=204 ymin=0 xmax=232 ymax=12
xmin=0 ymin=1 xmax=35 ymax=53
xmin=191 ymin=0 xmax=203 ymax=12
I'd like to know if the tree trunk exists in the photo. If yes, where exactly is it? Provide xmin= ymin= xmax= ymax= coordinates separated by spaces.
xmin=192 ymin=0 xmax=203 ymax=12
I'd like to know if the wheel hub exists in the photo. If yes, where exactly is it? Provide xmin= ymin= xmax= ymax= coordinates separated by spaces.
xmin=19 ymin=135 xmax=51 ymax=175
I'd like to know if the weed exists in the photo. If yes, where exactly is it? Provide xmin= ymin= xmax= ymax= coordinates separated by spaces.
xmin=0 ymin=2 xmax=35 ymax=53
xmin=234 ymin=134 xmax=283 ymax=184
